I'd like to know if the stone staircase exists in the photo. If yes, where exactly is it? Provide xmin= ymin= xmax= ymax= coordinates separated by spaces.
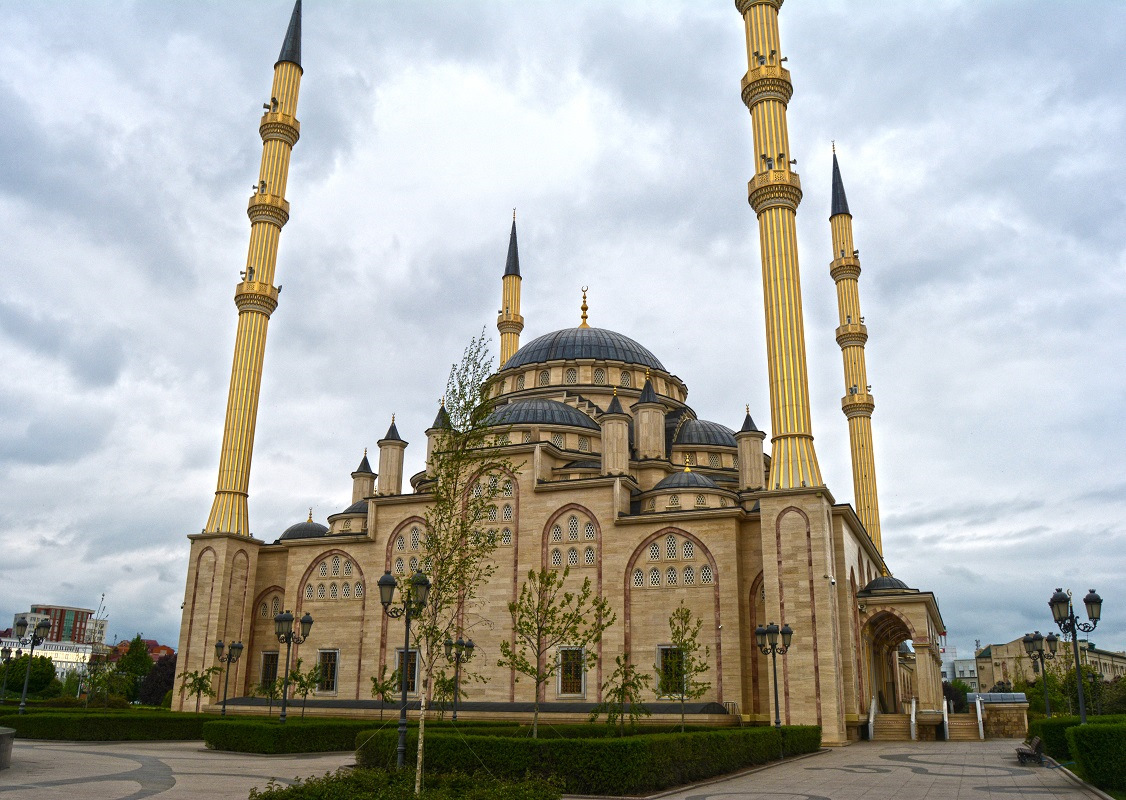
xmin=946 ymin=714 xmax=981 ymax=741
xmin=871 ymin=713 xmax=912 ymax=741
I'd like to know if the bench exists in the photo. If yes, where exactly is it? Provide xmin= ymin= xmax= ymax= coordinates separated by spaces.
xmin=1016 ymin=735 xmax=1043 ymax=766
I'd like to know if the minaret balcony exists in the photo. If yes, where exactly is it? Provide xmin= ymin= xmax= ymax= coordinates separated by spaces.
xmin=234 ymin=281 xmax=280 ymax=315
xmin=841 ymin=393 xmax=875 ymax=418
xmin=747 ymin=169 xmax=802 ymax=213
xmin=259 ymin=111 xmax=301 ymax=146
xmin=247 ymin=193 xmax=291 ymax=227
xmin=835 ymin=323 xmax=868 ymax=347
xmin=740 ymin=63 xmax=793 ymax=108
xmin=830 ymin=256 xmax=861 ymax=281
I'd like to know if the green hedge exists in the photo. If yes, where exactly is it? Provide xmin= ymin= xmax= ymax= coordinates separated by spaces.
xmin=248 ymin=769 xmax=560 ymax=800
xmin=205 ymin=718 xmax=525 ymax=754
xmin=356 ymin=726 xmax=820 ymax=795
xmin=1066 ymin=723 xmax=1126 ymax=791
xmin=1029 ymin=714 xmax=1126 ymax=760
xmin=0 ymin=712 xmax=211 ymax=740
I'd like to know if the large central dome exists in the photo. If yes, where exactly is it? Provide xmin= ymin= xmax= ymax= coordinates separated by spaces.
xmin=504 ymin=327 xmax=666 ymax=371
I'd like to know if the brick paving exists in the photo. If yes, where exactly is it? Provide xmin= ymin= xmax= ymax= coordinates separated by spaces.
xmin=0 ymin=738 xmax=1107 ymax=800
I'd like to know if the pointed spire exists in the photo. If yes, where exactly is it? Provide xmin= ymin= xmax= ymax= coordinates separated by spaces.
xmin=307 ymin=507 xmax=313 ymax=523
xmin=831 ymin=149 xmax=850 ymax=218
xmin=606 ymin=388 xmax=625 ymax=415
xmin=579 ymin=286 xmax=590 ymax=328
xmin=431 ymin=398 xmax=452 ymax=430
xmin=504 ymin=212 xmax=521 ymax=277
xmin=277 ymin=0 xmax=302 ymax=70
xmin=382 ymin=414 xmax=404 ymax=442
xmin=637 ymin=375 xmax=658 ymax=404
xmin=740 ymin=405 xmax=762 ymax=433
xmin=354 ymin=448 xmax=374 ymax=475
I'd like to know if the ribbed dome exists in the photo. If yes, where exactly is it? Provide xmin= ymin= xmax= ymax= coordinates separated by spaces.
xmin=487 ymin=399 xmax=600 ymax=431
xmin=341 ymin=500 xmax=367 ymax=514
xmin=676 ymin=419 xmax=737 ymax=447
xmin=653 ymin=471 xmax=719 ymax=491
xmin=504 ymin=327 xmax=666 ymax=371
xmin=858 ymin=575 xmax=914 ymax=595
xmin=280 ymin=519 xmax=328 ymax=541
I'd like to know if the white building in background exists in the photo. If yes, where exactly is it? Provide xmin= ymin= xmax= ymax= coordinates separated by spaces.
xmin=0 ymin=637 xmax=93 ymax=678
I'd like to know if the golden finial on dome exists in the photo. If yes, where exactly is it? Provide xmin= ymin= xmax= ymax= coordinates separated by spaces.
xmin=746 ymin=404 xmax=750 ymax=415
xmin=307 ymin=507 xmax=313 ymax=522
xmin=439 ymin=397 xmax=445 ymax=408
xmin=683 ymin=454 xmax=692 ymax=473
xmin=364 ymin=447 xmax=367 ymax=456
xmin=579 ymin=286 xmax=590 ymax=328
xmin=832 ymin=140 xmax=836 ymax=154
xmin=391 ymin=413 xmax=396 ymax=424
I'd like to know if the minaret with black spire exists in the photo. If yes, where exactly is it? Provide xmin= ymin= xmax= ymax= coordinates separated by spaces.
xmin=829 ymin=148 xmax=883 ymax=554
xmin=497 ymin=211 xmax=524 ymax=367
xmin=205 ymin=0 xmax=303 ymax=536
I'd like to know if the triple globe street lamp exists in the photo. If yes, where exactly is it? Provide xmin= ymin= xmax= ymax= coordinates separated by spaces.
xmin=378 ymin=569 xmax=431 ymax=770
xmin=443 ymin=636 xmax=475 ymax=721
xmin=214 ymin=639 xmax=244 ymax=717
xmin=755 ymin=622 xmax=794 ymax=731
xmin=14 ymin=618 xmax=51 ymax=715
xmin=1021 ymin=630 xmax=1058 ymax=717
xmin=1049 ymin=587 xmax=1102 ymax=724
xmin=274 ymin=610 xmax=313 ymax=724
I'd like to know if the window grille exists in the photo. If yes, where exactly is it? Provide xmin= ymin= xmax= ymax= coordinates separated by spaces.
xmin=584 ymin=522 xmax=595 ymax=540
xmin=271 ymin=596 xmax=281 ymax=614
xmin=409 ymin=556 xmax=418 ymax=572
xmin=667 ymin=567 xmax=678 ymax=585
xmin=666 ymin=535 xmax=677 ymax=559
xmin=594 ymin=368 xmax=606 ymax=385
xmin=303 ymin=586 xmax=312 ymax=600
xmin=551 ymin=433 xmax=564 ymax=448
xmin=701 ymin=565 xmax=714 ymax=584
xmin=649 ymin=543 xmax=661 ymax=560
xmin=355 ymin=582 xmax=363 ymax=597
xmin=261 ymin=603 xmax=269 ymax=617
xmin=318 ymin=650 xmax=338 ymax=692
xmin=633 ymin=569 xmax=644 ymax=587
xmin=565 ymin=368 xmax=578 ymax=385
xmin=516 ymin=374 xmax=525 ymax=390
xmin=495 ymin=432 xmax=509 ymax=446
xmin=578 ymin=436 xmax=590 ymax=452
xmin=523 ymin=431 xmax=532 ymax=443
xmin=568 ymin=516 xmax=579 ymax=539
xmin=317 ymin=584 xmax=326 ymax=599
xmin=411 ymin=527 xmax=420 ymax=549
xmin=650 ymin=568 xmax=661 ymax=586
xmin=332 ymin=556 xmax=341 ymax=576
xmin=669 ymin=494 xmax=680 ymax=506
xmin=489 ymin=475 xmax=498 ymax=492
xmin=342 ymin=583 xmax=351 ymax=598
xmin=395 ymin=557 xmax=405 ymax=574
xmin=720 ymin=497 xmax=728 ymax=507
xmin=503 ymin=480 xmax=513 ymax=496
xmin=551 ymin=549 xmax=562 ymax=566
xmin=396 ymin=649 xmax=419 ymax=694
xmin=683 ymin=541 xmax=694 ymax=559
xmin=684 ymin=566 xmax=695 ymax=584
xmin=501 ymin=528 xmax=512 ymax=545
xmin=709 ymin=453 xmax=721 ymax=468
xmin=657 ymin=646 xmax=686 ymax=698
xmin=538 ymin=369 xmax=550 ymax=387
xmin=567 ymin=548 xmax=579 ymax=566
xmin=344 ymin=561 xmax=353 ymax=576
xmin=559 ymin=648 xmax=585 ymax=695
xmin=696 ymin=494 xmax=707 ymax=507
xmin=330 ymin=583 xmax=338 ymax=599
xmin=584 ymin=546 xmax=596 ymax=565
xmin=342 ymin=519 xmax=351 ymax=531
xmin=647 ymin=498 xmax=656 ymax=511
xmin=488 ymin=506 xmax=498 ymax=521
xmin=620 ymin=371 xmax=631 ymax=387
xmin=733 ymin=455 xmax=740 ymax=468
xmin=503 ymin=505 xmax=513 ymax=521
xmin=552 ymin=525 xmax=562 ymax=542
xmin=319 ymin=563 xmax=328 ymax=577
xmin=684 ymin=453 xmax=695 ymax=466
xmin=424 ymin=557 xmax=432 ymax=572
xmin=396 ymin=536 xmax=405 ymax=551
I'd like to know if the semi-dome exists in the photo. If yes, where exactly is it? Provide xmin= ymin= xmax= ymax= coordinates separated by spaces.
xmin=653 ymin=470 xmax=719 ymax=491
xmin=858 ymin=575 xmax=914 ymax=595
xmin=280 ymin=518 xmax=328 ymax=541
xmin=341 ymin=500 xmax=367 ymax=514
xmin=487 ymin=398 xmax=600 ymax=431
xmin=675 ymin=419 xmax=737 ymax=447
xmin=504 ymin=327 xmax=666 ymax=371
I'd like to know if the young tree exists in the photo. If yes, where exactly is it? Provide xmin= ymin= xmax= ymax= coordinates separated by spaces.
xmin=116 ymin=635 xmax=155 ymax=702
xmin=407 ymin=331 xmax=518 ymax=794
xmin=139 ymin=654 xmax=177 ymax=706
xmin=497 ymin=565 xmax=615 ymax=737
xmin=370 ymin=665 xmax=398 ymax=720
xmin=287 ymin=658 xmax=322 ymax=719
xmin=657 ymin=602 xmax=711 ymax=732
xmin=4 ymin=655 xmax=55 ymax=696
xmin=178 ymin=667 xmax=221 ymax=713
xmin=254 ymin=676 xmax=283 ymax=716
xmin=590 ymin=653 xmax=652 ymax=736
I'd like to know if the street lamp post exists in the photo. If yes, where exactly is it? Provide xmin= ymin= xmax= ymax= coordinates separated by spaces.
xmin=1049 ymin=587 xmax=1102 ymax=724
xmin=0 ymin=646 xmax=19 ymax=705
xmin=274 ymin=611 xmax=313 ymax=724
xmin=755 ymin=622 xmax=794 ymax=732
xmin=443 ymin=637 xmax=475 ymax=721
xmin=1021 ymin=630 xmax=1058 ymax=718
xmin=214 ymin=639 xmax=245 ymax=717
xmin=378 ymin=569 xmax=431 ymax=770
xmin=14 ymin=618 xmax=51 ymax=715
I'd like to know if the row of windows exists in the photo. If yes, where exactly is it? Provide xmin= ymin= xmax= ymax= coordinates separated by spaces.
xmin=633 ymin=565 xmax=713 ymax=587
xmin=306 ymin=581 xmax=364 ymax=600
xmin=646 ymin=494 xmax=730 ymax=511
xmin=259 ymin=596 xmax=283 ymax=618
xmin=394 ymin=526 xmax=423 ymax=551
xmin=394 ymin=556 xmax=433 ymax=575
xmin=650 ymin=536 xmax=695 ymax=560
xmin=550 ymin=546 xmax=598 ymax=567
xmin=317 ymin=556 xmax=354 ymax=578
xmin=485 ymin=505 xmax=514 ymax=521
xmin=471 ymin=478 xmax=514 ymax=497
xmin=484 ymin=528 xmax=514 ymax=546
xmin=550 ymin=517 xmax=597 ymax=542
xmin=260 ymin=649 xmax=339 ymax=692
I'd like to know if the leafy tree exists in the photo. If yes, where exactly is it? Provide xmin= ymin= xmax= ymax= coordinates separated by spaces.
xmin=60 ymin=670 xmax=82 ymax=699
xmin=430 ymin=669 xmax=458 ymax=721
xmin=370 ymin=664 xmax=398 ymax=720
xmin=4 ymin=655 xmax=55 ymax=696
xmin=942 ymin=679 xmax=970 ymax=713
xmin=590 ymin=653 xmax=651 ymax=736
xmin=139 ymin=654 xmax=177 ymax=706
xmin=287 ymin=658 xmax=322 ymax=719
xmin=1103 ymin=676 xmax=1126 ymax=715
xmin=656 ymin=602 xmax=711 ymax=732
xmin=498 ymin=565 xmax=615 ymax=737
xmin=116 ymin=635 xmax=155 ymax=701
xmin=407 ymin=330 xmax=518 ymax=793
xmin=178 ymin=667 xmax=221 ymax=713
xmin=254 ymin=676 xmax=283 ymax=715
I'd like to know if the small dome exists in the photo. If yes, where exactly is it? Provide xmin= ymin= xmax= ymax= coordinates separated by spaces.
xmin=562 ymin=460 xmax=600 ymax=470
xmin=504 ymin=327 xmax=666 ymax=371
xmin=487 ymin=398 xmax=599 ymax=431
xmin=653 ymin=471 xmax=719 ymax=491
xmin=858 ymin=575 xmax=914 ymax=595
xmin=676 ymin=419 xmax=737 ymax=447
xmin=280 ymin=519 xmax=328 ymax=541
xmin=342 ymin=500 xmax=368 ymax=514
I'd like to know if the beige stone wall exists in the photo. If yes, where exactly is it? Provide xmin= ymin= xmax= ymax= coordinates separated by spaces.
xmin=983 ymin=703 xmax=1028 ymax=739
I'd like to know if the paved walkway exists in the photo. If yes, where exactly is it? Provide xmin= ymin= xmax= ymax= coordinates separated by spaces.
xmin=0 ymin=738 xmax=1106 ymax=800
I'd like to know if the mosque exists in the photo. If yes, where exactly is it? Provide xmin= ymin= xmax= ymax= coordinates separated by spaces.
xmin=176 ymin=0 xmax=946 ymax=743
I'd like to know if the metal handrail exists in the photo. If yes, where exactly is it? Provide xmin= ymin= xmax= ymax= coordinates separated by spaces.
xmin=975 ymin=696 xmax=985 ymax=740
xmin=868 ymin=696 xmax=877 ymax=740
xmin=910 ymin=697 xmax=917 ymax=741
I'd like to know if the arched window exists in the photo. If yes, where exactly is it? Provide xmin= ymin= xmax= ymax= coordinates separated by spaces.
xmin=395 ymin=557 xmax=405 ymax=574
xmin=503 ymin=480 xmax=513 ymax=497
xmin=344 ymin=561 xmax=353 ymax=576
xmin=317 ymin=584 xmax=326 ymax=599
xmin=565 ymin=367 xmax=578 ymax=385
xmin=538 ymin=369 xmax=550 ymax=387
xmin=330 ymin=583 xmax=338 ymax=599
xmin=516 ymin=374 xmax=525 ymax=390
xmin=551 ymin=549 xmax=562 ymax=567
xmin=647 ymin=498 xmax=656 ymax=511
xmin=620 ymin=371 xmax=631 ymax=388
xmin=666 ymin=535 xmax=677 ymax=559
xmin=584 ymin=546 xmax=596 ymax=565
xmin=551 ymin=433 xmax=564 ymax=449
xmin=567 ymin=548 xmax=579 ymax=566
xmin=667 ymin=567 xmax=678 ymax=585
xmin=319 ymin=562 xmax=328 ymax=577
xmin=271 ymin=596 xmax=281 ymax=615
xmin=396 ymin=536 xmax=405 ymax=551
xmin=701 ymin=565 xmax=714 ymax=584
xmin=472 ymin=483 xmax=483 ymax=497
xmin=501 ymin=528 xmax=512 ymax=545
xmin=649 ymin=543 xmax=661 ymax=560
xmin=261 ymin=602 xmax=269 ymax=618
xmin=304 ymin=586 xmax=312 ymax=600
xmin=650 ymin=568 xmax=661 ymax=586
xmin=424 ymin=557 xmax=432 ymax=572
xmin=331 ymin=556 xmax=341 ymax=576
xmin=669 ymin=494 xmax=680 ymax=506
xmin=503 ymin=505 xmax=513 ymax=521
xmin=594 ymin=368 xmax=606 ymax=385
xmin=733 ymin=455 xmax=740 ymax=468
xmin=342 ymin=583 xmax=351 ymax=598
xmin=355 ymin=582 xmax=363 ymax=597
xmin=411 ymin=526 xmax=421 ymax=549
xmin=684 ymin=566 xmax=695 ymax=585
xmin=522 ymin=431 xmax=532 ymax=443
xmin=551 ymin=525 xmax=562 ymax=542
xmin=633 ymin=569 xmax=644 ymax=587
xmin=696 ymin=494 xmax=707 ymax=507
xmin=683 ymin=541 xmax=694 ymax=559
xmin=584 ymin=522 xmax=596 ymax=540
xmin=708 ymin=453 xmax=721 ymax=468
xmin=409 ymin=556 xmax=419 ymax=572
xmin=578 ymin=436 xmax=590 ymax=452
xmin=487 ymin=506 xmax=498 ymax=521
xmin=568 ymin=516 xmax=579 ymax=539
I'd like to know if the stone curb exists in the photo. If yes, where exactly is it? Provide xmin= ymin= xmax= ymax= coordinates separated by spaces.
xmin=1045 ymin=756 xmax=1116 ymax=800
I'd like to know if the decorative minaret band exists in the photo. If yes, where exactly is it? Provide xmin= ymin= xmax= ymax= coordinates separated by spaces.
xmin=736 ymin=0 xmax=822 ymax=489
xmin=205 ymin=1 xmax=303 ymax=536
xmin=497 ymin=211 xmax=524 ymax=367
xmin=829 ymin=150 xmax=883 ymax=553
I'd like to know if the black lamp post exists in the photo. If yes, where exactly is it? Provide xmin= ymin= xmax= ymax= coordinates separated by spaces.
xmin=1021 ymin=630 xmax=1058 ymax=717
xmin=0 ymin=646 xmax=16 ymax=705
xmin=214 ymin=639 xmax=245 ymax=717
xmin=379 ymin=569 xmax=431 ymax=769
xmin=755 ymin=622 xmax=794 ymax=731
xmin=443 ymin=636 xmax=474 ymax=721
xmin=1049 ymin=587 xmax=1102 ymax=724
xmin=274 ymin=610 xmax=313 ymax=724
xmin=15 ymin=618 xmax=51 ymax=715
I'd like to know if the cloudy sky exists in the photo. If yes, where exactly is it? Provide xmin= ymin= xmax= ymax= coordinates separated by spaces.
xmin=1 ymin=1 xmax=1123 ymax=664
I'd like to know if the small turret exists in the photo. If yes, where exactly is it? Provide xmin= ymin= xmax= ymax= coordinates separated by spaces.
xmin=600 ymin=389 xmax=631 ymax=476
xmin=425 ymin=400 xmax=452 ymax=477
xmin=632 ymin=372 xmax=665 ymax=461
xmin=734 ymin=406 xmax=766 ymax=490
xmin=350 ymin=448 xmax=375 ymax=503
xmin=376 ymin=416 xmax=407 ymax=496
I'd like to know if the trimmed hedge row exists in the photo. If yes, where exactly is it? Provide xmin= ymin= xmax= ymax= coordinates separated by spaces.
xmin=356 ymin=725 xmax=821 ymax=795
xmin=247 ymin=769 xmax=561 ymax=800
xmin=1028 ymin=714 xmax=1126 ymax=760
xmin=1066 ymin=723 xmax=1126 ymax=792
xmin=0 ymin=712 xmax=211 ymax=740
xmin=205 ymin=719 xmax=524 ymax=754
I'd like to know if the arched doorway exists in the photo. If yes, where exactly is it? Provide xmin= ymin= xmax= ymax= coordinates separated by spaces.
xmin=862 ymin=610 xmax=914 ymax=713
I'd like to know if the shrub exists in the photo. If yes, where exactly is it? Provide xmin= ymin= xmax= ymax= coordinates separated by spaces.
xmin=0 ymin=712 xmax=210 ymax=740
xmin=205 ymin=719 xmax=392 ymax=754
xmin=356 ymin=725 xmax=819 ymax=795
xmin=248 ymin=769 xmax=561 ymax=800
xmin=1029 ymin=714 xmax=1126 ymax=760
xmin=1066 ymin=723 xmax=1126 ymax=791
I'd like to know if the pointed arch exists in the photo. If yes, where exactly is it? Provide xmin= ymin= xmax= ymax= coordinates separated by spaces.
xmin=296 ymin=548 xmax=370 ymax=699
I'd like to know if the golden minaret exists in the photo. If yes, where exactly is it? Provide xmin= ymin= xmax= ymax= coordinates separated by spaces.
xmin=829 ymin=149 xmax=883 ymax=552
xmin=736 ymin=0 xmax=822 ymax=489
xmin=497 ymin=211 xmax=524 ymax=367
xmin=205 ymin=0 xmax=303 ymax=536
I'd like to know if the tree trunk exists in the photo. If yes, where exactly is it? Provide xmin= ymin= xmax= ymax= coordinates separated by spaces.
xmin=414 ymin=682 xmax=429 ymax=795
